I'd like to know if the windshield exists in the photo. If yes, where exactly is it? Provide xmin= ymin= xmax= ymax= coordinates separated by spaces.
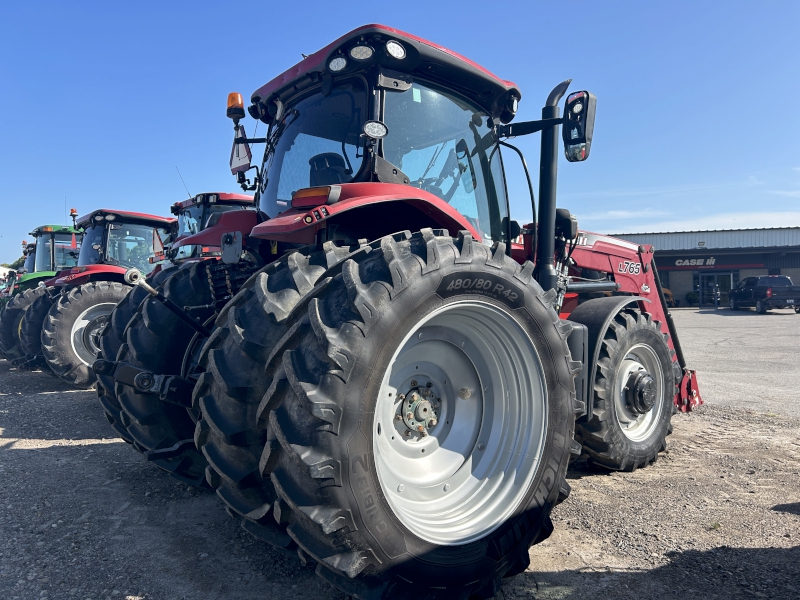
xmin=259 ymin=79 xmax=368 ymax=217
xmin=23 ymin=250 xmax=35 ymax=273
xmin=33 ymin=234 xmax=76 ymax=271
xmin=78 ymin=225 xmax=105 ymax=266
xmin=177 ymin=203 xmax=244 ymax=238
xmin=77 ymin=223 xmax=171 ymax=274
xmin=383 ymin=81 xmax=509 ymax=243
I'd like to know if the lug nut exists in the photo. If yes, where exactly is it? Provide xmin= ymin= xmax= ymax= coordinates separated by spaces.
xmin=395 ymin=415 xmax=402 ymax=421
xmin=417 ymin=425 xmax=425 ymax=432
xmin=406 ymin=412 xmax=414 ymax=420
xmin=410 ymin=380 xmax=418 ymax=387
xmin=429 ymin=418 xmax=438 ymax=427
xmin=397 ymin=394 xmax=405 ymax=401
xmin=404 ymin=431 xmax=411 ymax=437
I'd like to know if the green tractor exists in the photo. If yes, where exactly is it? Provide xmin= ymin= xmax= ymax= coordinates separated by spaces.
xmin=0 ymin=224 xmax=82 ymax=363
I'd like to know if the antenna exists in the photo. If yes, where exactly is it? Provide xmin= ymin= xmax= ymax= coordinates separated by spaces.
xmin=175 ymin=166 xmax=192 ymax=199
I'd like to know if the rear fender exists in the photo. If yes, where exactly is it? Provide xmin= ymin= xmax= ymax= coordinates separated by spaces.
xmin=53 ymin=265 xmax=128 ymax=288
xmin=250 ymin=183 xmax=481 ymax=244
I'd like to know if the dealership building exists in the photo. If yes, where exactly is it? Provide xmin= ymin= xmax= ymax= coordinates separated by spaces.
xmin=614 ymin=227 xmax=800 ymax=306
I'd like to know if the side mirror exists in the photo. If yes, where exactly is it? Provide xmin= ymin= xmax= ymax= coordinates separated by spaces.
xmin=230 ymin=123 xmax=252 ymax=175
xmin=562 ymin=91 xmax=596 ymax=162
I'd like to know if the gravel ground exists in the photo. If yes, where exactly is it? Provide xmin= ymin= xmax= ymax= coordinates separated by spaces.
xmin=0 ymin=308 xmax=798 ymax=599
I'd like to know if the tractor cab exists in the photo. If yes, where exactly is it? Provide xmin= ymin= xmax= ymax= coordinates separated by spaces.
xmin=169 ymin=192 xmax=255 ymax=260
xmin=29 ymin=225 xmax=82 ymax=274
xmin=76 ymin=210 xmax=175 ymax=276
xmin=227 ymin=24 xmax=594 ymax=251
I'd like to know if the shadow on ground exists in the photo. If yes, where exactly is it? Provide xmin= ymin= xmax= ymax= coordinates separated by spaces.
xmin=511 ymin=545 xmax=800 ymax=599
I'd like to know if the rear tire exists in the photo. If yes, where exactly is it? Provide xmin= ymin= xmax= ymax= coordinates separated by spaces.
xmin=41 ymin=281 xmax=131 ymax=387
xmin=756 ymin=299 xmax=768 ymax=314
xmin=95 ymin=266 xmax=177 ymax=443
xmin=729 ymin=298 xmax=737 ymax=311
xmin=20 ymin=289 xmax=57 ymax=371
xmin=256 ymin=230 xmax=576 ymax=598
xmin=193 ymin=244 xmax=355 ymax=543
xmin=0 ymin=287 xmax=47 ymax=363
xmin=115 ymin=261 xmax=233 ymax=486
xmin=575 ymin=309 xmax=676 ymax=471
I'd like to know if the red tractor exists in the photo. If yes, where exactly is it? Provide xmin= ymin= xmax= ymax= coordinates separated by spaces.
xmin=19 ymin=209 xmax=175 ymax=386
xmin=92 ymin=192 xmax=256 ymax=483
xmin=100 ymin=25 xmax=702 ymax=598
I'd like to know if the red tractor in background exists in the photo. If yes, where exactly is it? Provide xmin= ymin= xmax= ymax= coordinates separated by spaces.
xmin=92 ymin=192 xmax=255 ymax=483
xmin=18 ymin=209 xmax=175 ymax=386
xmin=96 ymin=25 xmax=702 ymax=599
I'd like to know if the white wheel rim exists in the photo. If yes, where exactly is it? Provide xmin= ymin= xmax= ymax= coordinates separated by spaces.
xmin=373 ymin=301 xmax=548 ymax=546
xmin=70 ymin=302 xmax=116 ymax=365
xmin=613 ymin=343 xmax=665 ymax=442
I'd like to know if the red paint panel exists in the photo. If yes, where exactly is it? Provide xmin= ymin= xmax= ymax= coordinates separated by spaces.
xmin=77 ymin=209 xmax=175 ymax=229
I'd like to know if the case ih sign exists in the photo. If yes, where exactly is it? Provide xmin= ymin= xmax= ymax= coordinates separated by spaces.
xmin=660 ymin=254 xmax=765 ymax=271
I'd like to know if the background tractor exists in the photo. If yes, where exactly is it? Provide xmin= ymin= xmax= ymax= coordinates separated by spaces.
xmin=0 ymin=224 xmax=82 ymax=363
xmin=92 ymin=192 xmax=255 ymax=480
xmin=19 ymin=209 xmax=175 ymax=386
xmin=95 ymin=25 xmax=701 ymax=599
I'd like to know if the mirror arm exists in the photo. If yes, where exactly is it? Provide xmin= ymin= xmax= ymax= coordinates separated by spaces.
xmin=234 ymin=136 xmax=268 ymax=144
xmin=496 ymin=117 xmax=563 ymax=139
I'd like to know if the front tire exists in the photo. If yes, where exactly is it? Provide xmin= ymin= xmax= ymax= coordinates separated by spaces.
xmin=576 ymin=309 xmax=676 ymax=471
xmin=41 ymin=282 xmax=131 ymax=386
xmin=729 ymin=298 xmax=738 ymax=311
xmin=260 ymin=231 xmax=577 ymax=598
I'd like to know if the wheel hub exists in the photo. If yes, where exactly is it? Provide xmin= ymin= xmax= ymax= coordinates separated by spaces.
xmin=625 ymin=371 xmax=656 ymax=415
xmin=398 ymin=384 xmax=440 ymax=438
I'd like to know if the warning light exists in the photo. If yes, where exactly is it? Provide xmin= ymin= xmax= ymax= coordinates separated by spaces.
xmin=227 ymin=92 xmax=245 ymax=121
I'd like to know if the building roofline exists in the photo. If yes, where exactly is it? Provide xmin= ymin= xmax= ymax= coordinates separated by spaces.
xmin=609 ymin=226 xmax=800 ymax=236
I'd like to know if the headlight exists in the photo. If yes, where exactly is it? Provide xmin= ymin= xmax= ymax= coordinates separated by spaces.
xmin=349 ymin=45 xmax=373 ymax=60
xmin=385 ymin=40 xmax=406 ymax=59
xmin=328 ymin=56 xmax=347 ymax=72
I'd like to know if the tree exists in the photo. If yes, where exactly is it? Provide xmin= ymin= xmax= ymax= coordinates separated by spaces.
xmin=1 ymin=256 xmax=25 ymax=270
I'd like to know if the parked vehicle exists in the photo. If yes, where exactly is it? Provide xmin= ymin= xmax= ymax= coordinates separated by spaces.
xmin=21 ymin=210 xmax=175 ymax=386
xmin=728 ymin=275 xmax=800 ymax=313
xmin=97 ymin=25 xmax=702 ymax=598
xmin=0 ymin=225 xmax=82 ymax=362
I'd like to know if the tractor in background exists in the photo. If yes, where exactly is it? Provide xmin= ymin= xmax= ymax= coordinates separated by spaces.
xmin=96 ymin=25 xmax=701 ymax=599
xmin=17 ymin=209 xmax=175 ymax=386
xmin=0 ymin=224 xmax=82 ymax=363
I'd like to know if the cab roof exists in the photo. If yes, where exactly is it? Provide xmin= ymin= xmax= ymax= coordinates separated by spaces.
xmin=29 ymin=224 xmax=81 ymax=236
xmin=171 ymin=192 xmax=254 ymax=212
xmin=77 ymin=209 xmax=176 ymax=229
xmin=250 ymin=24 xmax=521 ymax=122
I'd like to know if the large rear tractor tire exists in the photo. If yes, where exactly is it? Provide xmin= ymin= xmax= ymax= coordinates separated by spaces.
xmin=201 ymin=230 xmax=578 ymax=599
xmin=0 ymin=287 xmax=49 ymax=363
xmin=193 ymin=243 xmax=357 ymax=545
xmin=42 ymin=281 xmax=131 ymax=387
xmin=115 ymin=261 xmax=239 ymax=486
xmin=575 ymin=309 xmax=676 ymax=471
xmin=95 ymin=266 xmax=177 ymax=444
xmin=20 ymin=290 xmax=57 ymax=371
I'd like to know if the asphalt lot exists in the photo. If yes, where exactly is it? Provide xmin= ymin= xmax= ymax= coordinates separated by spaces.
xmin=0 ymin=307 xmax=798 ymax=600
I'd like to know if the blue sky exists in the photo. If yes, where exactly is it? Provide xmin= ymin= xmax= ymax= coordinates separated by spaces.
xmin=1 ymin=1 xmax=799 ymax=261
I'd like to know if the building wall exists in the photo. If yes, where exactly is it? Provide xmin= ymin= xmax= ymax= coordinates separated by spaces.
xmin=667 ymin=270 xmax=694 ymax=304
xmin=781 ymin=268 xmax=800 ymax=283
